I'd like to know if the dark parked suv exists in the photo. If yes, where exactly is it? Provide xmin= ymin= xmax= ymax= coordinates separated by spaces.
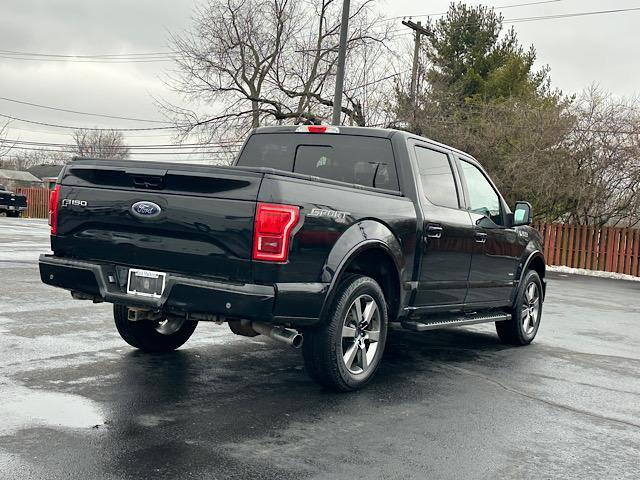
xmin=40 ymin=125 xmax=546 ymax=391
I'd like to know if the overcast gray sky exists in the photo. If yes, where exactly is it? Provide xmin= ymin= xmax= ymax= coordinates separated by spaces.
xmin=1 ymin=0 xmax=639 ymax=161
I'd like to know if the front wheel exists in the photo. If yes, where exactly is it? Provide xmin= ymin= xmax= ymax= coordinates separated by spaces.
xmin=302 ymin=275 xmax=388 ymax=391
xmin=496 ymin=270 xmax=543 ymax=345
xmin=113 ymin=305 xmax=198 ymax=353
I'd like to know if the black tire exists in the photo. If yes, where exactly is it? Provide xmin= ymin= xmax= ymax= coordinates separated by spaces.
xmin=496 ymin=270 xmax=543 ymax=345
xmin=303 ymin=274 xmax=388 ymax=391
xmin=113 ymin=305 xmax=198 ymax=353
xmin=6 ymin=211 xmax=19 ymax=218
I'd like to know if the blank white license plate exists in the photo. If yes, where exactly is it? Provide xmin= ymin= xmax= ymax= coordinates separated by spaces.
xmin=127 ymin=269 xmax=166 ymax=298
xmin=8 ymin=206 xmax=15 ymax=210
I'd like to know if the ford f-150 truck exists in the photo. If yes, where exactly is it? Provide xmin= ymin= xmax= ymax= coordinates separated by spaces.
xmin=39 ymin=125 xmax=546 ymax=391
xmin=0 ymin=184 xmax=27 ymax=217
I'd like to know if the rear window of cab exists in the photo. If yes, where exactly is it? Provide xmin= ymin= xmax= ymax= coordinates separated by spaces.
xmin=236 ymin=133 xmax=399 ymax=191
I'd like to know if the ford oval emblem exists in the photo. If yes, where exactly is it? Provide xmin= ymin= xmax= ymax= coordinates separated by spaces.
xmin=131 ymin=201 xmax=162 ymax=218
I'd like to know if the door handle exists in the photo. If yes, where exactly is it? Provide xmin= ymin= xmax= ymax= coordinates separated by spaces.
xmin=475 ymin=232 xmax=487 ymax=244
xmin=426 ymin=224 xmax=443 ymax=239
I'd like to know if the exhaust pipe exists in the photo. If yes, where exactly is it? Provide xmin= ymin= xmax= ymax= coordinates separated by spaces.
xmin=250 ymin=321 xmax=303 ymax=349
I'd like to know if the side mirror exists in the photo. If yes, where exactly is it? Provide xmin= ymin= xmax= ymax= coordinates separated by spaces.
xmin=512 ymin=201 xmax=532 ymax=226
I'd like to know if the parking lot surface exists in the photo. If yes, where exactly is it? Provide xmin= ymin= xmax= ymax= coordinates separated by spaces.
xmin=1 ymin=217 xmax=639 ymax=479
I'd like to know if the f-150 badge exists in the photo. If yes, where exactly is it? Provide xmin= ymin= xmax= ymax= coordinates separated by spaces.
xmin=61 ymin=199 xmax=88 ymax=207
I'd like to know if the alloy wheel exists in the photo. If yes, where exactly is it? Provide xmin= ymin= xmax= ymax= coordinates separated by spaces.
xmin=521 ymin=282 xmax=540 ymax=336
xmin=341 ymin=294 xmax=381 ymax=374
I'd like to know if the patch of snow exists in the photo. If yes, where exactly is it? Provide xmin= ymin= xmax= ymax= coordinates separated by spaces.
xmin=547 ymin=265 xmax=640 ymax=282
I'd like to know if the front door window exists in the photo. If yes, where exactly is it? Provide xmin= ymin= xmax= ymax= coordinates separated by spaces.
xmin=459 ymin=160 xmax=503 ymax=226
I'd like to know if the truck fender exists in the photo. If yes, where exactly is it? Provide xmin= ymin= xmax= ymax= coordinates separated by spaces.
xmin=512 ymin=248 xmax=546 ymax=305
xmin=318 ymin=219 xmax=404 ymax=321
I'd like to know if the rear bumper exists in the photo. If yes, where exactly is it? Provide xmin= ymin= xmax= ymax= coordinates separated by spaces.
xmin=0 ymin=205 xmax=27 ymax=211
xmin=39 ymin=255 xmax=326 ymax=326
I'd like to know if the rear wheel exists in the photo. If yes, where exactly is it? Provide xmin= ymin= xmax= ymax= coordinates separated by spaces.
xmin=496 ymin=270 xmax=543 ymax=345
xmin=303 ymin=275 xmax=388 ymax=391
xmin=113 ymin=305 xmax=198 ymax=353
xmin=6 ymin=211 xmax=20 ymax=218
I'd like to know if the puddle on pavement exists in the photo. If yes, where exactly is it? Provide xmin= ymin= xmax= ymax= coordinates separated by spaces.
xmin=0 ymin=380 xmax=104 ymax=435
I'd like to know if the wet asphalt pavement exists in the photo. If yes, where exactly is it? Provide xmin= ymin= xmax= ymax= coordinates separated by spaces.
xmin=0 ymin=217 xmax=639 ymax=479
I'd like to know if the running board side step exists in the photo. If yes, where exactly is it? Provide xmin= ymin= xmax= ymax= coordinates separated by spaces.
xmin=401 ymin=312 xmax=511 ymax=332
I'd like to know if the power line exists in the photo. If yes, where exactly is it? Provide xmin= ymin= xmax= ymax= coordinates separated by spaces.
xmin=0 ymin=96 xmax=170 ymax=124
xmin=0 ymin=55 xmax=172 ymax=64
xmin=0 ymin=69 xmax=412 ymax=133
xmin=0 ymin=112 xmax=179 ymax=132
xmin=372 ymin=116 xmax=640 ymax=135
xmin=344 ymin=71 xmax=409 ymax=93
xmin=5 ymin=124 xmax=180 ymax=138
xmin=487 ymin=0 xmax=562 ymax=10
xmin=380 ymin=0 xmax=563 ymax=23
xmin=2 ymin=145 xmax=237 ymax=156
xmin=0 ymin=49 xmax=173 ymax=58
xmin=508 ymin=6 xmax=640 ymax=23
xmin=0 ymin=138 xmax=242 ymax=149
xmin=386 ymin=5 xmax=640 ymax=38
xmin=0 ymin=48 xmax=174 ymax=64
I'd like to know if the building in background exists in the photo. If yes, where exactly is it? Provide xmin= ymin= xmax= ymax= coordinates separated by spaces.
xmin=27 ymin=164 xmax=65 ymax=189
xmin=0 ymin=169 xmax=43 ymax=191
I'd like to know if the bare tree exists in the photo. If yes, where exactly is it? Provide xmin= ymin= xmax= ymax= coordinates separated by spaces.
xmin=163 ymin=0 xmax=393 ymax=143
xmin=0 ymin=121 xmax=14 ymax=161
xmin=73 ymin=129 xmax=130 ymax=160
xmin=269 ymin=0 xmax=393 ymax=126
xmin=566 ymin=87 xmax=640 ymax=227
xmin=1 ymin=149 xmax=70 ymax=170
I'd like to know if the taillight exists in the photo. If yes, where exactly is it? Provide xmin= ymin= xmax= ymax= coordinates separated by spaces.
xmin=48 ymin=185 xmax=60 ymax=235
xmin=252 ymin=203 xmax=300 ymax=262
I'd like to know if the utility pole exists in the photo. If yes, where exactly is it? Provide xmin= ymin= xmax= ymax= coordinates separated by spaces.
xmin=332 ymin=0 xmax=351 ymax=125
xmin=402 ymin=19 xmax=430 ymax=105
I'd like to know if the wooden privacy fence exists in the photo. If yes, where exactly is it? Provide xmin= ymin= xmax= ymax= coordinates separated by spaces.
xmin=535 ymin=223 xmax=640 ymax=277
xmin=15 ymin=187 xmax=50 ymax=219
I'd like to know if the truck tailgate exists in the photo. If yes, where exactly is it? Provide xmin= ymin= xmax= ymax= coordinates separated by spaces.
xmin=0 ymin=191 xmax=27 ymax=208
xmin=52 ymin=161 xmax=262 ymax=283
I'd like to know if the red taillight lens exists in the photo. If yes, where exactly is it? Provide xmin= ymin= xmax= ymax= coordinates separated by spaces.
xmin=48 ymin=185 xmax=60 ymax=235
xmin=252 ymin=203 xmax=300 ymax=262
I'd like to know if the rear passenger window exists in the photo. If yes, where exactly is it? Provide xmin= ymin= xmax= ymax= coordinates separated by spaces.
xmin=237 ymin=133 xmax=399 ymax=190
xmin=414 ymin=146 xmax=459 ymax=209
xmin=294 ymin=145 xmax=341 ymax=181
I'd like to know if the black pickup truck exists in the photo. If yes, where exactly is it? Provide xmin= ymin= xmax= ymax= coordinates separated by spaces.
xmin=0 ymin=184 xmax=27 ymax=217
xmin=39 ymin=125 xmax=546 ymax=391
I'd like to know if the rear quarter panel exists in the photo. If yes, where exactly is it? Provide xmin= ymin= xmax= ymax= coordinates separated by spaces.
xmin=254 ymin=174 xmax=418 ymax=286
